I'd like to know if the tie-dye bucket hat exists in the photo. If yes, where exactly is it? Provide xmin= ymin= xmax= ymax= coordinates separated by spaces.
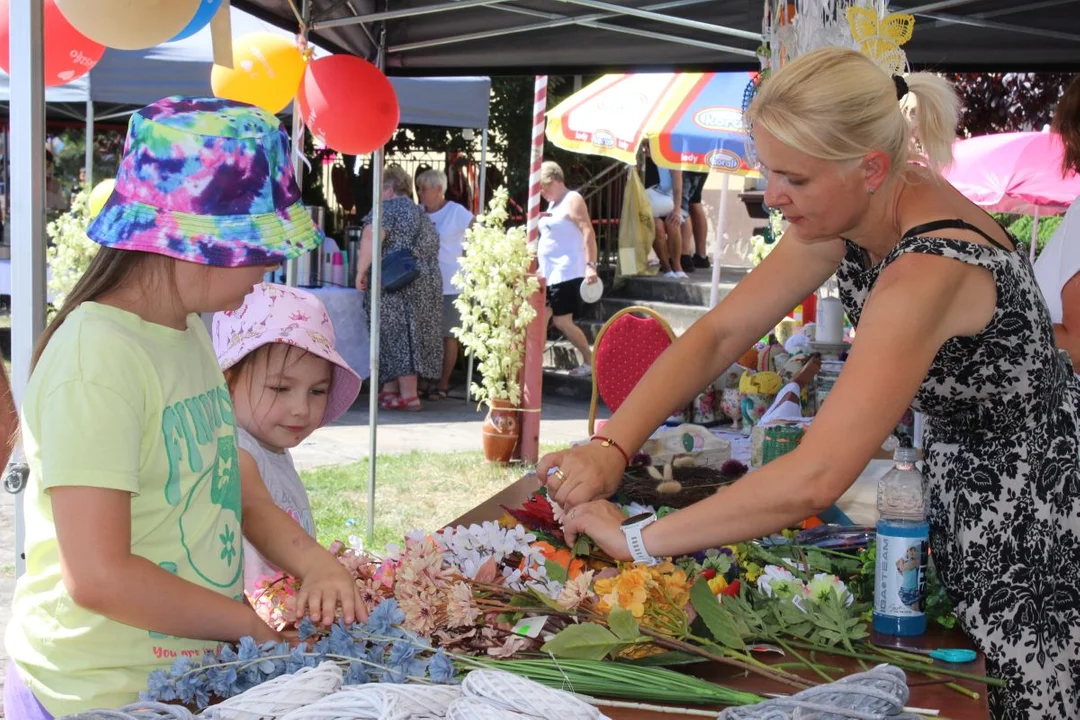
xmin=213 ymin=283 xmax=362 ymax=426
xmin=86 ymin=96 xmax=322 ymax=268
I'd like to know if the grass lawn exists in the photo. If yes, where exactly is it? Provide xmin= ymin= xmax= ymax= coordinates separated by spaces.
xmin=301 ymin=447 xmax=560 ymax=552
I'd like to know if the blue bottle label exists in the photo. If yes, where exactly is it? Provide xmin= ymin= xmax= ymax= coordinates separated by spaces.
xmin=875 ymin=529 xmax=928 ymax=618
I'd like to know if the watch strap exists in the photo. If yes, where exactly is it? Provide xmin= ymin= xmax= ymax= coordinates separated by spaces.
xmin=623 ymin=515 xmax=660 ymax=566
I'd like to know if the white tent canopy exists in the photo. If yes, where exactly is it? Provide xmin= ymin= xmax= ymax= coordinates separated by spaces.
xmin=0 ymin=6 xmax=491 ymax=128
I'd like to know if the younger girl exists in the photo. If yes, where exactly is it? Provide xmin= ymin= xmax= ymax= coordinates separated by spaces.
xmin=213 ymin=282 xmax=362 ymax=597
xmin=4 ymin=96 xmax=361 ymax=719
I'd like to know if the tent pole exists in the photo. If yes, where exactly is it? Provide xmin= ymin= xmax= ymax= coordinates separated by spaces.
xmin=85 ymin=88 xmax=94 ymax=188
xmin=9 ymin=0 xmax=46 ymax=579
xmin=286 ymin=0 xmax=312 ymax=288
xmin=709 ymin=173 xmax=731 ymax=308
xmin=465 ymin=127 xmax=489 ymax=405
xmin=366 ymin=30 xmax=387 ymax=549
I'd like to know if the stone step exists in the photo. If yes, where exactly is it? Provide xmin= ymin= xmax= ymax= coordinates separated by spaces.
xmin=541 ymin=367 xmax=594 ymax=402
xmin=543 ymin=340 xmax=587 ymax=371
xmin=609 ymin=269 xmax=748 ymax=306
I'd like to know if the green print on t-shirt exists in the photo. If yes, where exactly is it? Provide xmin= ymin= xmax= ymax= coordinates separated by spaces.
xmin=162 ymin=386 xmax=243 ymax=589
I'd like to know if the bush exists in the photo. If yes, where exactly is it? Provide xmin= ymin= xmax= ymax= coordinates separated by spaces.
xmin=45 ymin=189 xmax=99 ymax=311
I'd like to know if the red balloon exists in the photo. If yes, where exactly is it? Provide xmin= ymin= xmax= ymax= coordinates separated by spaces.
xmin=0 ymin=0 xmax=105 ymax=87
xmin=297 ymin=54 xmax=400 ymax=155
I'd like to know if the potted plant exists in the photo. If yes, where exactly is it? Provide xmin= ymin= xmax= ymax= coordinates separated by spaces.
xmin=452 ymin=187 xmax=541 ymax=463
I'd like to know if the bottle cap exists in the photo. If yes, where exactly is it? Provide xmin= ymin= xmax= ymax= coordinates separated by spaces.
xmin=332 ymin=252 xmax=344 ymax=266
xmin=893 ymin=447 xmax=918 ymax=463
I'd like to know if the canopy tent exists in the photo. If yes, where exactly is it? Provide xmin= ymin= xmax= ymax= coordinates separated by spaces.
xmin=232 ymin=0 xmax=1080 ymax=74
xmin=0 ymin=6 xmax=492 ymax=128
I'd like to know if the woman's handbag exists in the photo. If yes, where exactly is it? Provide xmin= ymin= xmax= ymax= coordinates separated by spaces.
xmin=381 ymin=248 xmax=420 ymax=292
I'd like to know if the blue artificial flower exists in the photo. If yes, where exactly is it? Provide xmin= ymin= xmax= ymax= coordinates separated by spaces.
xmin=382 ymin=657 xmax=428 ymax=684
xmin=344 ymin=661 xmax=370 ymax=685
xmin=285 ymin=643 xmax=309 ymax=674
xmin=142 ymin=669 xmax=177 ymax=702
xmin=388 ymin=640 xmax=418 ymax=665
xmin=169 ymin=656 xmax=195 ymax=678
xmin=218 ymin=644 xmax=239 ymax=665
xmin=237 ymin=636 xmax=260 ymax=663
xmin=297 ymin=615 xmax=317 ymax=640
xmin=312 ymin=636 xmax=331 ymax=663
xmin=428 ymin=649 xmax=456 ymax=683
xmin=329 ymin=620 xmax=353 ymax=656
xmin=366 ymin=599 xmax=405 ymax=637
xmin=206 ymin=662 xmax=238 ymax=699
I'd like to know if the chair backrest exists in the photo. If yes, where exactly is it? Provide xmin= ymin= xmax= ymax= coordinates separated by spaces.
xmin=591 ymin=307 xmax=676 ymax=425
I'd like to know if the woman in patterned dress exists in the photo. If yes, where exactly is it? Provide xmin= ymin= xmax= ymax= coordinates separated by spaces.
xmin=356 ymin=165 xmax=443 ymax=411
xmin=538 ymin=47 xmax=1080 ymax=718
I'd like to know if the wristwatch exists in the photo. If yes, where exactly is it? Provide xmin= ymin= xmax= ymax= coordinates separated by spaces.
xmin=586 ymin=261 xmax=597 ymax=270
xmin=621 ymin=512 xmax=660 ymax=566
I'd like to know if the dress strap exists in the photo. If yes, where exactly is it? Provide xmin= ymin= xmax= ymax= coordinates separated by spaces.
xmin=902 ymin=219 xmax=1014 ymax=252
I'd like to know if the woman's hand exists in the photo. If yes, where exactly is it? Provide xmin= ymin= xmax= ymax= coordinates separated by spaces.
xmin=537 ymin=441 xmax=626 ymax=508
xmin=561 ymin=500 xmax=631 ymax=561
xmin=584 ymin=266 xmax=599 ymax=284
xmin=356 ymin=269 xmax=369 ymax=292
xmin=294 ymin=554 xmax=365 ymax=627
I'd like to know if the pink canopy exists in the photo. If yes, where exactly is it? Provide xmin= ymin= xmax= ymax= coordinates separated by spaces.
xmin=943 ymin=132 xmax=1080 ymax=215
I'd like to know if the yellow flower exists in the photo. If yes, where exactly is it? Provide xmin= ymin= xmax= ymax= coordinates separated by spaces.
xmin=708 ymin=575 xmax=730 ymax=595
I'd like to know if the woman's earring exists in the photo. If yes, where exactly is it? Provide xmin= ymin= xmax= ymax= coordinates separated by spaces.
xmin=866 ymin=186 xmax=876 ymax=195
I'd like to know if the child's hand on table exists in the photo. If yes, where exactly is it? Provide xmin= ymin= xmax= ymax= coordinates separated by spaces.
xmin=294 ymin=554 xmax=367 ymax=626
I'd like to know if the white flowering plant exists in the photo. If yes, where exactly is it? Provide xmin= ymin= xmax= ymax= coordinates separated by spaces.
xmin=452 ymin=187 xmax=540 ymax=407
xmin=45 ymin=189 xmax=98 ymax=310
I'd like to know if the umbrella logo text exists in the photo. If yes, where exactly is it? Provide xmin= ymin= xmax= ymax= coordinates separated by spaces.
xmin=706 ymin=150 xmax=742 ymax=171
xmin=694 ymin=107 xmax=744 ymax=133
xmin=591 ymin=130 xmax=616 ymax=148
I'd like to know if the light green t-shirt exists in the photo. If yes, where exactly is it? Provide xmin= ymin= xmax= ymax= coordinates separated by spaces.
xmin=5 ymin=303 xmax=245 ymax=717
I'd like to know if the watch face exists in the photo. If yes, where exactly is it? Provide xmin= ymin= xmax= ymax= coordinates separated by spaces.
xmin=622 ymin=512 xmax=654 ymax=527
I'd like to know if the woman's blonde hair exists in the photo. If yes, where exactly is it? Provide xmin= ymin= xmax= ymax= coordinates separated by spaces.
xmin=747 ymin=48 xmax=960 ymax=174
xmin=382 ymin=164 xmax=413 ymax=197
xmin=540 ymin=161 xmax=564 ymax=185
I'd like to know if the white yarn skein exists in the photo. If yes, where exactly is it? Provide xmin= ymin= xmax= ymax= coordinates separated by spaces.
xmin=461 ymin=669 xmax=610 ymax=719
xmin=200 ymin=662 xmax=343 ymax=719
xmin=446 ymin=696 xmax=535 ymax=719
xmin=280 ymin=683 xmax=461 ymax=720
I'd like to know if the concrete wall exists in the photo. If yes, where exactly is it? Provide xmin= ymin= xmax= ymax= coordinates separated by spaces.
xmin=698 ymin=173 xmax=767 ymax=269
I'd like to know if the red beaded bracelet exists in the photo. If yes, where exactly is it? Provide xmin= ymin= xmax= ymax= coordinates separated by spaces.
xmin=590 ymin=435 xmax=630 ymax=466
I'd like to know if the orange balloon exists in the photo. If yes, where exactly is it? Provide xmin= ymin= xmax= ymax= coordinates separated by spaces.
xmin=211 ymin=33 xmax=306 ymax=115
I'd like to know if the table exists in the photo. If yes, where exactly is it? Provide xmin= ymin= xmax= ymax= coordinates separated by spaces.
xmin=451 ymin=475 xmax=990 ymax=719
xmin=307 ymin=286 xmax=370 ymax=380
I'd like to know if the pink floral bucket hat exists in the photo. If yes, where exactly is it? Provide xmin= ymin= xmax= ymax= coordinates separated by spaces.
xmin=213 ymin=283 xmax=361 ymax=426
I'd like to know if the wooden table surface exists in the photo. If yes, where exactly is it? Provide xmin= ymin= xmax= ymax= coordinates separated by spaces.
xmin=451 ymin=474 xmax=990 ymax=719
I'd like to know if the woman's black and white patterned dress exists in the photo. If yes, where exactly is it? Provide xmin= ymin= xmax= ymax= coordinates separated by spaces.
xmin=363 ymin=196 xmax=443 ymax=383
xmin=837 ymin=220 xmax=1080 ymax=718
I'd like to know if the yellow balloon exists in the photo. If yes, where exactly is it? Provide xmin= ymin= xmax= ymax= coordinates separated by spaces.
xmin=211 ymin=33 xmax=306 ymax=115
xmin=87 ymin=179 xmax=116 ymax=219
xmin=55 ymin=0 xmax=200 ymax=51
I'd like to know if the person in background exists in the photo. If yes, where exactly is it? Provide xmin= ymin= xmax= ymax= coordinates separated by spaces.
xmin=539 ymin=49 xmax=1080 ymax=717
xmin=417 ymin=168 xmax=474 ymax=399
xmin=356 ymin=165 xmax=443 ymax=411
xmin=1034 ymin=73 xmax=1080 ymax=372
xmin=683 ymin=171 xmax=711 ymax=270
xmin=538 ymin=161 xmax=598 ymax=377
xmin=44 ymin=149 xmax=68 ymax=214
xmin=643 ymin=150 xmax=687 ymax=278
xmin=0 ymin=362 xmax=15 ymax=469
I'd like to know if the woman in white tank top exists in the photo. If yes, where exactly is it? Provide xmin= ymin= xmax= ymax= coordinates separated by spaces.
xmin=538 ymin=161 xmax=599 ymax=377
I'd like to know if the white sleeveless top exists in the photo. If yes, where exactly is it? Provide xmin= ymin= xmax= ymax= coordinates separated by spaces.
xmin=237 ymin=427 xmax=317 ymax=596
xmin=538 ymin=190 xmax=587 ymax=285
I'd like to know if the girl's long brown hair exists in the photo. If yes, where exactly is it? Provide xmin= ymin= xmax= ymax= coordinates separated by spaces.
xmin=1053 ymin=75 xmax=1080 ymax=178
xmin=31 ymin=248 xmax=173 ymax=371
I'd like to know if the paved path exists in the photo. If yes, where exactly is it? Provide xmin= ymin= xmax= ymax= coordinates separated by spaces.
xmin=0 ymin=394 xmax=602 ymax=711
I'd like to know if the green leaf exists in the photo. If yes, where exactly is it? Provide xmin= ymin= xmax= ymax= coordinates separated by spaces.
xmin=531 ymin=588 xmax=567 ymax=613
xmin=571 ymin=534 xmax=593 ymax=558
xmin=541 ymin=623 xmax=623 ymax=660
xmin=544 ymin=559 xmax=568 ymax=584
xmin=689 ymin=580 xmax=745 ymax=650
xmin=624 ymin=650 xmax=708 ymax=667
xmin=608 ymin=607 xmax=642 ymax=642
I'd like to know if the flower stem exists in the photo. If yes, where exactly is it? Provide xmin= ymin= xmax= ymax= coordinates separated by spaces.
xmin=775 ymin=638 xmax=835 ymax=682
xmin=784 ymin=640 xmax=1004 ymax=687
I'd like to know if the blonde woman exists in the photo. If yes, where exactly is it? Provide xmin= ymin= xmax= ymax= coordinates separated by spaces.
xmin=540 ymin=48 xmax=1080 ymax=717
xmin=538 ymin=161 xmax=598 ymax=376
xmin=356 ymin=165 xmax=443 ymax=410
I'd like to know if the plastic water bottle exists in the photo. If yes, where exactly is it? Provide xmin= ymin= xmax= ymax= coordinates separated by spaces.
xmin=873 ymin=447 xmax=929 ymax=636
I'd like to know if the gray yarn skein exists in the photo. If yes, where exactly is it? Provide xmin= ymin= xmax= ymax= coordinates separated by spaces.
xmin=61 ymin=702 xmax=196 ymax=720
xmin=717 ymin=664 xmax=922 ymax=720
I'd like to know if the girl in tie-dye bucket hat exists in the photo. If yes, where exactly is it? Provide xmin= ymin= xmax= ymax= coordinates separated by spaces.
xmin=5 ymin=97 xmax=362 ymax=719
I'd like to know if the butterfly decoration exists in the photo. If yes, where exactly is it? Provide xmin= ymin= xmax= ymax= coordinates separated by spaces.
xmin=846 ymin=6 xmax=915 ymax=74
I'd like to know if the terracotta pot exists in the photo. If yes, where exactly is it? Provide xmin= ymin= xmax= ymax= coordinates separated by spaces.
xmin=482 ymin=400 xmax=520 ymax=464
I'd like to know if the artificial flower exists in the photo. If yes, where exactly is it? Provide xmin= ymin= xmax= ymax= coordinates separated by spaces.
xmin=557 ymin=569 xmax=597 ymax=610
xmin=446 ymin=581 xmax=481 ymax=628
